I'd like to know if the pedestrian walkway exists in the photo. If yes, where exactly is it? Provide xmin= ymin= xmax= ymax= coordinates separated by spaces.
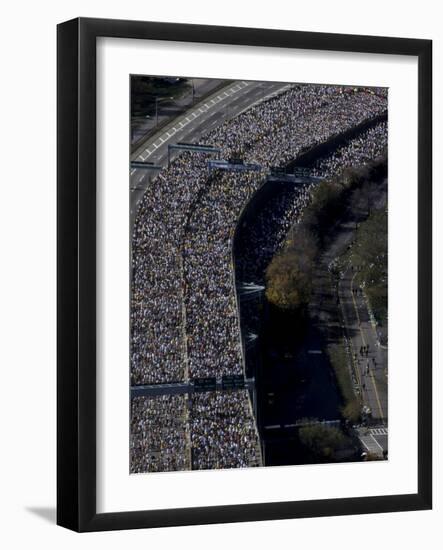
xmin=357 ymin=426 xmax=386 ymax=458
xmin=338 ymin=267 xmax=387 ymax=423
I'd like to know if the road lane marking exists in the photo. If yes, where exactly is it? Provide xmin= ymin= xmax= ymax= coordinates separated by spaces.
xmin=370 ymin=434 xmax=384 ymax=452
xmin=350 ymin=272 xmax=385 ymax=421
xmin=338 ymin=278 xmax=363 ymax=393
xmin=369 ymin=369 xmax=385 ymax=422
xmin=131 ymin=80 xmax=255 ymax=164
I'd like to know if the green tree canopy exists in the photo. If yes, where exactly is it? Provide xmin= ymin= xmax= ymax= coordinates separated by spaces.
xmin=351 ymin=209 xmax=387 ymax=322
xmin=299 ymin=424 xmax=347 ymax=460
xmin=265 ymin=251 xmax=312 ymax=310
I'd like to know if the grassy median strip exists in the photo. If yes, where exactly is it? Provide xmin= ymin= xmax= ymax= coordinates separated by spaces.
xmin=327 ymin=342 xmax=361 ymax=423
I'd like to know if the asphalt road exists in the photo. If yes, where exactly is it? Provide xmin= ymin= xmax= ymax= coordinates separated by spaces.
xmin=339 ymin=267 xmax=388 ymax=423
xmin=131 ymin=78 xmax=226 ymax=146
xmin=129 ymin=79 xmax=293 ymax=228
xmin=306 ymin=211 xmax=388 ymax=455
xmin=306 ymin=197 xmax=388 ymax=426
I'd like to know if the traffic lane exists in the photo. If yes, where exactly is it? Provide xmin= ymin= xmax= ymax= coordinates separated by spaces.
xmin=357 ymin=329 xmax=387 ymax=421
xmin=373 ymin=434 xmax=388 ymax=452
xmin=129 ymin=80 xmax=292 ymax=221
xmin=351 ymin=302 xmax=386 ymax=420
xmin=130 ymin=81 xmax=292 ymax=222
xmin=131 ymin=78 xmax=227 ymax=144
xmin=132 ymin=80 xmax=253 ymax=162
xmin=339 ymin=268 xmax=387 ymax=422
xmin=129 ymin=101 xmax=248 ymax=221
xmin=132 ymin=80 xmax=289 ymax=167
xmin=131 ymin=85 xmax=241 ymax=163
xmin=129 ymin=109 xmax=226 ymax=224
xmin=131 ymin=78 xmax=229 ymax=151
xmin=133 ymin=81 xmax=289 ymax=172
xmin=353 ymin=283 xmax=387 ymax=381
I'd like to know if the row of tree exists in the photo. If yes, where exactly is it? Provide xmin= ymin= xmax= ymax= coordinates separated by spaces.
xmin=350 ymin=209 xmax=388 ymax=324
xmin=265 ymin=156 xmax=387 ymax=311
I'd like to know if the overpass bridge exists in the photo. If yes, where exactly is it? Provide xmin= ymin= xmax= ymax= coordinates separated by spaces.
xmin=263 ymin=418 xmax=342 ymax=431
xmin=131 ymin=376 xmax=256 ymax=398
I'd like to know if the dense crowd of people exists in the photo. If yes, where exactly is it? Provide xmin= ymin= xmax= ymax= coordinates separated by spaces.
xmin=130 ymin=82 xmax=388 ymax=472
xmin=182 ymin=88 xmax=386 ymax=381
xmin=205 ymin=85 xmax=387 ymax=168
xmin=235 ymin=122 xmax=387 ymax=341
xmin=236 ymin=184 xmax=314 ymax=285
xmin=131 ymin=152 xmax=212 ymax=385
xmin=310 ymin=121 xmax=388 ymax=178
xmin=130 ymin=390 xmax=262 ymax=472
xmin=130 ymin=394 xmax=191 ymax=473
xmin=131 ymin=84 xmax=387 ymax=386
xmin=236 ymin=121 xmax=388 ymax=288
xmin=184 ymin=170 xmax=263 ymax=378
xmin=190 ymin=390 xmax=262 ymax=470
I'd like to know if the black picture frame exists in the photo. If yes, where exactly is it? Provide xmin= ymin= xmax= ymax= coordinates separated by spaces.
xmin=57 ymin=17 xmax=432 ymax=532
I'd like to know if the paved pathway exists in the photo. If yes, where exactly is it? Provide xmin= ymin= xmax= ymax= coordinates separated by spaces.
xmin=339 ymin=267 xmax=388 ymax=423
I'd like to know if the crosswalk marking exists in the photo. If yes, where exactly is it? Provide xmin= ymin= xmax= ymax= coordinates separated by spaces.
xmin=359 ymin=434 xmax=382 ymax=454
xmin=370 ymin=427 xmax=388 ymax=436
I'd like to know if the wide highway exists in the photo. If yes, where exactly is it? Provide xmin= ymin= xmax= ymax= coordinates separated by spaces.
xmin=129 ymin=79 xmax=294 ymax=227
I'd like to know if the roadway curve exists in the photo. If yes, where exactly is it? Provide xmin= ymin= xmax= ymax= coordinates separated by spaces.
xmin=129 ymin=80 xmax=294 ymax=227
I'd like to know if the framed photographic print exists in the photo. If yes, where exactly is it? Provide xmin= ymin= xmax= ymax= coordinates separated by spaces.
xmin=57 ymin=17 xmax=432 ymax=531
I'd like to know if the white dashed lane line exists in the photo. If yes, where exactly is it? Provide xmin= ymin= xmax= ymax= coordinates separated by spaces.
xmin=370 ymin=435 xmax=384 ymax=451
xmin=133 ymin=80 xmax=255 ymax=162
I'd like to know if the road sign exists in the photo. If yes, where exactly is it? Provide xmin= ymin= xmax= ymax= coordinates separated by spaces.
xmin=221 ymin=375 xmax=245 ymax=390
xmin=208 ymin=159 xmax=261 ymax=172
xmin=193 ymin=377 xmax=217 ymax=392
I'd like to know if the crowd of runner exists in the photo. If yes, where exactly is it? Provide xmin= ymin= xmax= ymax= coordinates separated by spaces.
xmin=130 ymin=390 xmax=261 ymax=472
xmin=131 ymin=84 xmax=387 ymax=386
xmin=310 ymin=121 xmax=388 ymax=178
xmin=236 ymin=184 xmax=314 ymax=286
xmin=131 ymin=152 xmax=211 ymax=385
xmin=130 ymin=83 xmax=387 ymax=472
xmin=182 ymin=90 xmax=386 ymax=381
xmin=130 ymin=394 xmax=191 ymax=473
xmin=184 ymin=171 xmax=263 ymax=379
xmin=190 ymin=390 xmax=262 ymax=470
